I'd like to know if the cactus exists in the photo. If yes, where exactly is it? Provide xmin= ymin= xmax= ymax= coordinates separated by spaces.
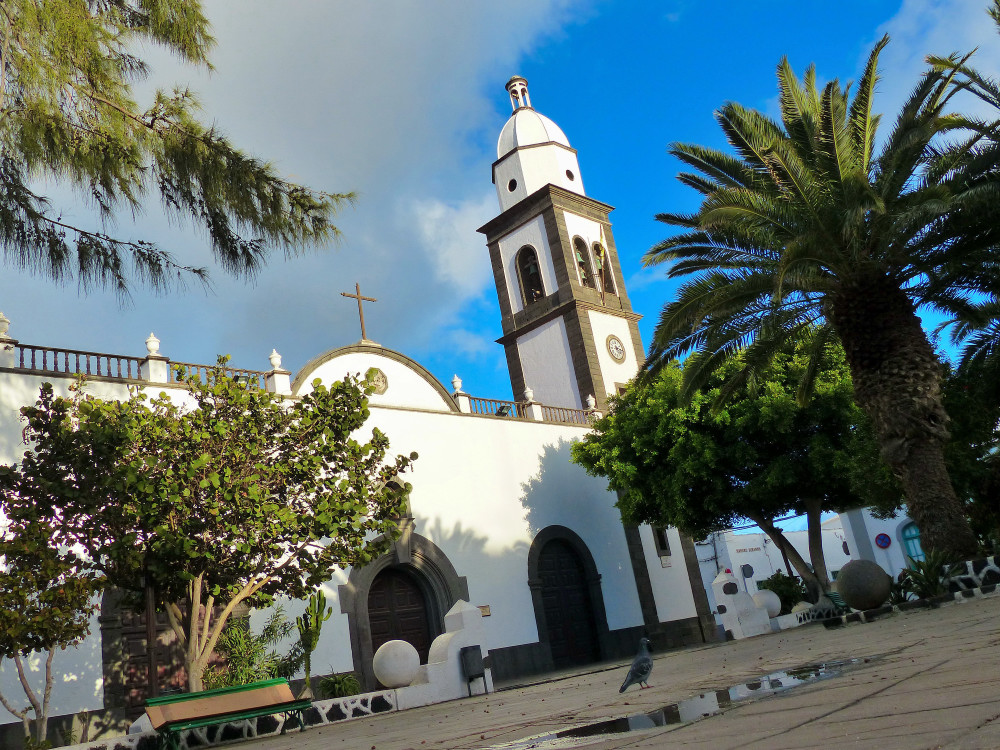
xmin=296 ymin=590 xmax=332 ymax=698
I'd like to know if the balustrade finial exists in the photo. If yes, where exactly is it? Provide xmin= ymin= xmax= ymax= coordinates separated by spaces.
xmin=0 ymin=311 xmax=10 ymax=338
xmin=269 ymin=349 xmax=282 ymax=370
xmin=451 ymin=374 xmax=463 ymax=394
xmin=145 ymin=332 xmax=160 ymax=356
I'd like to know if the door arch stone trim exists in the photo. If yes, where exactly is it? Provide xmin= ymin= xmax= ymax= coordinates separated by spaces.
xmin=339 ymin=532 xmax=468 ymax=691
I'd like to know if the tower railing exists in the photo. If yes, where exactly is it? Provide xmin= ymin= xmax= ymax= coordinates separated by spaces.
xmin=169 ymin=361 xmax=267 ymax=390
xmin=467 ymin=396 xmax=529 ymax=419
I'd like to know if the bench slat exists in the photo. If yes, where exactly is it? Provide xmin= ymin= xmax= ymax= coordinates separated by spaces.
xmin=163 ymin=699 xmax=313 ymax=732
xmin=146 ymin=681 xmax=296 ymax=730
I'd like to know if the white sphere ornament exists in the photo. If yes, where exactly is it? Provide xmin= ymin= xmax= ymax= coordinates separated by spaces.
xmin=752 ymin=589 xmax=781 ymax=618
xmin=372 ymin=639 xmax=420 ymax=688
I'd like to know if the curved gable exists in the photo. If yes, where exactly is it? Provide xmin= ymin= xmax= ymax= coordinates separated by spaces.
xmin=292 ymin=343 xmax=458 ymax=412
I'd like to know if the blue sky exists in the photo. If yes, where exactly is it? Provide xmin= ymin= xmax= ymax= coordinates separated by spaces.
xmin=1 ymin=0 xmax=998 ymax=403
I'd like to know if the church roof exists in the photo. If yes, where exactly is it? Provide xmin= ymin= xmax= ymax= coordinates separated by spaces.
xmin=497 ymin=107 xmax=570 ymax=159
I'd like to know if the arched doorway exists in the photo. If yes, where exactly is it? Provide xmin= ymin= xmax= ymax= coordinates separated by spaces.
xmin=339 ymin=532 xmax=469 ymax=691
xmin=368 ymin=567 xmax=434 ymax=664
xmin=527 ymin=526 xmax=609 ymax=669
xmin=538 ymin=539 xmax=600 ymax=667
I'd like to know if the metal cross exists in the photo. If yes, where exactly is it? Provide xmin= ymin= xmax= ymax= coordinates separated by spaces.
xmin=341 ymin=282 xmax=377 ymax=340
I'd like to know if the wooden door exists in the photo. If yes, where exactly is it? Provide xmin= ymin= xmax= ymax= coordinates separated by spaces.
xmin=539 ymin=539 xmax=600 ymax=667
xmin=368 ymin=568 xmax=433 ymax=665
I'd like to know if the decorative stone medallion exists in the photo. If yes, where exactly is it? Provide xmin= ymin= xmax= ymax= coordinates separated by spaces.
xmin=606 ymin=334 xmax=627 ymax=363
xmin=366 ymin=367 xmax=389 ymax=395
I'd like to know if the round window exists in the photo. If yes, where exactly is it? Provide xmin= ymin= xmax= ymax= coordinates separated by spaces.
xmin=507 ymin=179 xmax=517 ymax=192
xmin=566 ymin=169 xmax=575 ymax=181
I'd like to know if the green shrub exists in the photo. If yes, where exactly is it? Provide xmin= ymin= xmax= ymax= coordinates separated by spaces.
xmin=756 ymin=571 xmax=807 ymax=615
xmin=899 ymin=551 xmax=961 ymax=601
xmin=319 ymin=671 xmax=361 ymax=699
xmin=203 ymin=607 xmax=304 ymax=689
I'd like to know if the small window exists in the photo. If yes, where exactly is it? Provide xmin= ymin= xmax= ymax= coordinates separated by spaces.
xmin=566 ymin=169 xmax=575 ymax=181
xmin=507 ymin=178 xmax=518 ymax=192
xmin=573 ymin=237 xmax=597 ymax=289
xmin=515 ymin=246 xmax=545 ymax=305
xmin=901 ymin=522 xmax=925 ymax=563
xmin=653 ymin=526 xmax=671 ymax=557
xmin=592 ymin=243 xmax=615 ymax=295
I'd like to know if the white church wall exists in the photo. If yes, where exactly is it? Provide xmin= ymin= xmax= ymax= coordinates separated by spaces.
xmin=494 ymin=146 xmax=583 ymax=213
xmin=638 ymin=526 xmax=698 ymax=622
xmin=585 ymin=310 xmax=639 ymax=396
xmin=336 ymin=403 xmax=646 ymax=647
xmin=515 ymin=319 xmax=581 ymax=408
xmin=495 ymin=215 xmax=556 ymax=314
xmin=295 ymin=351 xmax=452 ymax=412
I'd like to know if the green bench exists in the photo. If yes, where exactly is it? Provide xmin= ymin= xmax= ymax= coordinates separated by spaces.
xmin=144 ymin=678 xmax=312 ymax=750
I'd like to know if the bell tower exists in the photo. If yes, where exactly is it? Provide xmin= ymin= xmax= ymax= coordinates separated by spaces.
xmin=478 ymin=76 xmax=643 ymax=409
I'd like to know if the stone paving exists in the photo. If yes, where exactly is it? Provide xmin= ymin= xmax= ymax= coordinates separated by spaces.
xmin=241 ymin=595 xmax=1000 ymax=750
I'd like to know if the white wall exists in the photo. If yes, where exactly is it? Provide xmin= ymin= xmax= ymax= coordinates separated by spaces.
xmin=515 ymin=318 xmax=581 ymax=408
xmin=586 ymin=310 xmax=639 ymax=397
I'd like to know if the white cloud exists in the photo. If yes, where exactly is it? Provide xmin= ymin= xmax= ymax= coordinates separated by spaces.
xmin=410 ymin=193 xmax=496 ymax=297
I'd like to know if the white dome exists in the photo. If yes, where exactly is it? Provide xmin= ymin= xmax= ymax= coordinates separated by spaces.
xmin=497 ymin=108 xmax=570 ymax=159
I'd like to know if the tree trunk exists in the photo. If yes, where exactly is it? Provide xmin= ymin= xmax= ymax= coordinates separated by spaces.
xmin=803 ymin=498 xmax=831 ymax=592
xmin=748 ymin=512 xmax=825 ymax=600
xmin=829 ymin=277 xmax=978 ymax=560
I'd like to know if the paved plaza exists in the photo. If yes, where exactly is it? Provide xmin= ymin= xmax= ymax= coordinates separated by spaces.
xmin=245 ymin=595 xmax=1000 ymax=750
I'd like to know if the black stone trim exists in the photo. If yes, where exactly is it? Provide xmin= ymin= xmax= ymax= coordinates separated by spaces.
xmin=292 ymin=342 xmax=459 ymax=412
xmin=478 ymin=184 xmax=614 ymax=243
xmin=339 ymin=532 xmax=469 ymax=692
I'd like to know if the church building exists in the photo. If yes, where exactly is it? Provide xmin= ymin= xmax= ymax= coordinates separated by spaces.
xmin=0 ymin=77 xmax=714 ymax=728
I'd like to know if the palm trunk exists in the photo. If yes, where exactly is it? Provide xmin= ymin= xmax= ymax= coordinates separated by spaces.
xmin=830 ymin=277 xmax=977 ymax=560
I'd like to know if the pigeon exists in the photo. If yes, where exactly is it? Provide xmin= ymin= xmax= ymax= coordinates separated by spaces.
xmin=619 ymin=637 xmax=653 ymax=692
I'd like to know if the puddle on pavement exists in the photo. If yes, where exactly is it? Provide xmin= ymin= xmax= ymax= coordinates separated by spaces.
xmin=488 ymin=660 xmax=860 ymax=749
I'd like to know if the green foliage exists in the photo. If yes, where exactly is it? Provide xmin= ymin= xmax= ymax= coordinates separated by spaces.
xmin=0 ymin=0 xmax=352 ymax=297
xmin=0 ymin=503 xmax=102 ymax=745
xmin=319 ymin=672 xmax=361 ymax=700
xmin=296 ymin=590 xmax=333 ymax=694
xmin=203 ymin=607 xmax=304 ymax=689
xmin=0 ymin=360 xmax=416 ymax=690
xmin=757 ymin=571 xmax=807 ymax=616
xmin=899 ymin=551 xmax=961 ymax=601
xmin=572 ymin=333 xmax=899 ymax=591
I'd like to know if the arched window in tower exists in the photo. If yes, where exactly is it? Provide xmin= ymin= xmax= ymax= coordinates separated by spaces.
xmin=592 ymin=242 xmax=615 ymax=295
xmin=516 ymin=245 xmax=545 ymax=305
xmin=573 ymin=237 xmax=597 ymax=289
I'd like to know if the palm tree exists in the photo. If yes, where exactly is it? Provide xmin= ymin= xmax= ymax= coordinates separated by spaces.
xmin=643 ymin=36 xmax=988 ymax=560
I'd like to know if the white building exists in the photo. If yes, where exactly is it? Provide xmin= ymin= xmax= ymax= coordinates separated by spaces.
xmin=696 ymin=511 xmax=925 ymax=626
xmin=0 ymin=77 xmax=714 ymax=735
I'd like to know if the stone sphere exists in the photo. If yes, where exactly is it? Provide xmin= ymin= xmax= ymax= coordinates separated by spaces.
xmin=753 ymin=589 xmax=782 ymax=618
xmin=836 ymin=559 xmax=891 ymax=611
xmin=373 ymin=639 xmax=420 ymax=688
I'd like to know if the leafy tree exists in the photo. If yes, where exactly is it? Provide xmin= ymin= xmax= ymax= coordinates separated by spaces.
xmin=0 ymin=0 xmax=352 ymax=297
xmin=202 ymin=606 xmax=304 ymax=690
xmin=642 ymin=35 xmax=987 ymax=558
xmin=0 ymin=362 xmax=415 ymax=691
xmin=0 ymin=519 xmax=101 ymax=746
xmin=572 ymin=337 xmax=899 ymax=596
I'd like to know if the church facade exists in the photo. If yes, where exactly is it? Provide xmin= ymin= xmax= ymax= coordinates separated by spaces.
xmin=0 ymin=78 xmax=713 ymax=726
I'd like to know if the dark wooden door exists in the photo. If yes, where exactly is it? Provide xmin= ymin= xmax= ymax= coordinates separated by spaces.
xmin=539 ymin=539 xmax=600 ymax=667
xmin=368 ymin=568 xmax=433 ymax=665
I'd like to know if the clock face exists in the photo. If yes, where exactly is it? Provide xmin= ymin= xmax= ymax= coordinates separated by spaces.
xmin=606 ymin=335 xmax=627 ymax=363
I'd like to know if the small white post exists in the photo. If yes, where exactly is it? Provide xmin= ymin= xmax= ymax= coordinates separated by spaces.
xmin=0 ymin=311 xmax=17 ymax=368
xmin=585 ymin=393 xmax=602 ymax=422
xmin=265 ymin=349 xmax=292 ymax=395
xmin=452 ymin=375 xmax=471 ymax=413
xmin=140 ymin=332 xmax=169 ymax=382
xmin=523 ymin=386 xmax=544 ymax=421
